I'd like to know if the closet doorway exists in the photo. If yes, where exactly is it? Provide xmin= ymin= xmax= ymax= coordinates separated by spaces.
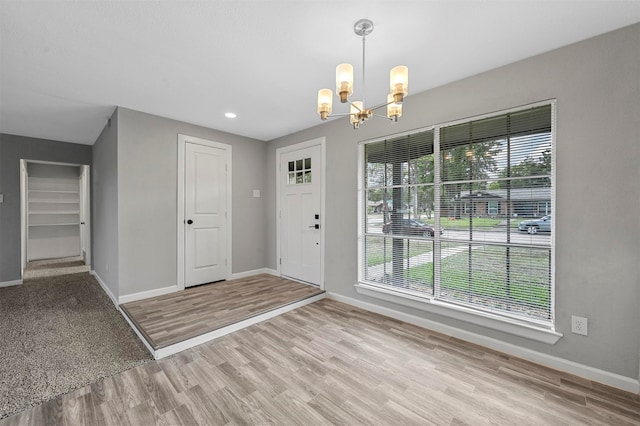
xmin=20 ymin=160 xmax=91 ymax=277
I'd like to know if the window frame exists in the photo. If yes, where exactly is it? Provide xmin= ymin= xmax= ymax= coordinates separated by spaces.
xmin=356 ymin=100 xmax=561 ymax=344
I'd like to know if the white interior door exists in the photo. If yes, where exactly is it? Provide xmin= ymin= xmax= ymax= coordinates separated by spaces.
xmin=280 ymin=145 xmax=321 ymax=285
xmin=185 ymin=142 xmax=228 ymax=287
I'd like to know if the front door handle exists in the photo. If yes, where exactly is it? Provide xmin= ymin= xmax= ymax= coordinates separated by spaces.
xmin=187 ymin=219 xmax=193 ymax=225
xmin=308 ymin=224 xmax=320 ymax=229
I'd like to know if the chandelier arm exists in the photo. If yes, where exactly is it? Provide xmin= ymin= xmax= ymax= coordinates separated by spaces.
xmin=325 ymin=112 xmax=356 ymax=118
xmin=369 ymin=97 xmax=402 ymax=112
xmin=369 ymin=103 xmax=390 ymax=112
xmin=349 ymin=100 xmax=364 ymax=112
xmin=372 ymin=114 xmax=394 ymax=120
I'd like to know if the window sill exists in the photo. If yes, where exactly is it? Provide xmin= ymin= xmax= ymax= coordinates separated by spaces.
xmin=355 ymin=282 xmax=562 ymax=344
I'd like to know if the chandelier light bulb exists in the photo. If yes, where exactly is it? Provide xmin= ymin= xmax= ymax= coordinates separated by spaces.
xmin=351 ymin=101 xmax=363 ymax=128
xmin=335 ymin=63 xmax=354 ymax=103
xmin=390 ymin=65 xmax=409 ymax=103
xmin=317 ymin=89 xmax=333 ymax=120
xmin=386 ymin=94 xmax=402 ymax=121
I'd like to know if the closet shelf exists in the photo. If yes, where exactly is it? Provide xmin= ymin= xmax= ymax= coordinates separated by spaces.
xmin=29 ymin=211 xmax=80 ymax=215
xmin=29 ymin=223 xmax=80 ymax=227
xmin=28 ymin=190 xmax=79 ymax=194
xmin=29 ymin=199 xmax=79 ymax=204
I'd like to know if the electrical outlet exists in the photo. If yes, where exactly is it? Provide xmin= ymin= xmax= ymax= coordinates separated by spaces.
xmin=571 ymin=315 xmax=588 ymax=336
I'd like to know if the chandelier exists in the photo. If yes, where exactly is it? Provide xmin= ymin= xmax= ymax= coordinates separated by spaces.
xmin=316 ymin=18 xmax=408 ymax=129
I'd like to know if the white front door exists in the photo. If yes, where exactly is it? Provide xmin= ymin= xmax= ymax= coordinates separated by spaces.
xmin=185 ymin=142 xmax=228 ymax=287
xmin=280 ymin=145 xmax=322 ymax=285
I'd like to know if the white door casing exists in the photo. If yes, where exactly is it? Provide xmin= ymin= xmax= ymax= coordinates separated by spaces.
xmin=79 ymin=165 xmax=91 ymax=266
xmin=20 ymin=160 xmax=27 ymax=275
xmin=277 ymin=140 xmax=324 ymax=286
xmin=177 ymin=135 xmax=232 ymax=290
xmin=80 ymin=168 xmax=86 ymax=260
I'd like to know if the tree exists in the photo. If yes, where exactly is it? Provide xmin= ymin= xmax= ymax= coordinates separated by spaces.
xmin=408 ymin=154 xmax=435 ymax=218
xmin=497 ymin=148 xmax=551 ymax=188
xmin=441 ymin=141 xmax=500 ymax=218
xmin=366 ymin=153 xmax=436 ymax=219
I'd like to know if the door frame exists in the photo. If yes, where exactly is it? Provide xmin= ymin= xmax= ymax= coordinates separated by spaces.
xmin=20 ymin=159 xmax=27 ymax=275
xmin=276 ymin=137 xmax=326 ymax=289
xmin=177 ymin=134 xmax=232 ymax=291
xmin=20 ymin=160 xmax=91 ymax=277
xmin=79 ymin=165 xmax=91 ymax=267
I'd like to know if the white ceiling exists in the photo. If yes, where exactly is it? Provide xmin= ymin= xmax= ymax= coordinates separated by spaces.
xmin=1 ymin=1 xmax=639 ymax=145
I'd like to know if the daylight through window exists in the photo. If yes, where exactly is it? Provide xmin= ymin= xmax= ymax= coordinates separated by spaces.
xmin=360 ymin=103 xmax=554 ymax=325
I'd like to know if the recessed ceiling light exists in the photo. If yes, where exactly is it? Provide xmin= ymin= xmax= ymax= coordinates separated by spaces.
xmin=225 ymin=112 xmax=237 ymax=119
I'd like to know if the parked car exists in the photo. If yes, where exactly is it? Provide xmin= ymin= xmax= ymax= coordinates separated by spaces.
xmin=518 ymin=215 xmax=551 ymax=234
xmin=382 ymin=218 xmax=443 ymax=237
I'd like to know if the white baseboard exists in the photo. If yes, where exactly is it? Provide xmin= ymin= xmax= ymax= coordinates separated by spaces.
xmin=230 ymin=268 xmax=279 ymax=280
xmin=154 ymin=292 xmax=326 ymax=359
xmin=119 ymin=269 xmax=279 ymax=304
xmin=119 ymin=284 xmax=179 ymax=305
xmin=326 ymin=292 xmax=640 ymax=395
xmin=90 ymin=271 xmax=118 ymax=308
xmin=0 ymin=279 xmax=22 ymax=288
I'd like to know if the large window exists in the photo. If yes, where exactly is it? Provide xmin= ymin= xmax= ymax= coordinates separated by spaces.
xmin=359 ymin=103 xmax=554 ymax=329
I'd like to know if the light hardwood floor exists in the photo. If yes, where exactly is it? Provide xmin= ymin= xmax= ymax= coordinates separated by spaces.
xmin=4 ymin=299 xmax=639 ymax=425
xmin=121 ymin=274 xmax=324 ymax=349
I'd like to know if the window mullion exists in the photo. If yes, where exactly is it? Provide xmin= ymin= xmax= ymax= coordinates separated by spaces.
xmin=433 ymin=126 xmax=441 ymax=298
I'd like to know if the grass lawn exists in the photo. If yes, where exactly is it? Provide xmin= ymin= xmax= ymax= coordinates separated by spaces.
xmin=439 ymin=217 xmax=535 ymax=229
xmin=406 ymin=245 xmax=550 ymax=311
xmin=365 ymin=237 xmax=433 ymax=267
xmin=440 ymin=217 xmax=502 ymax=229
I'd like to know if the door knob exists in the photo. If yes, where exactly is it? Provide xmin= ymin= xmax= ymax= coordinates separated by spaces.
xmin=187 ymin=219 xmax=193 ymax=225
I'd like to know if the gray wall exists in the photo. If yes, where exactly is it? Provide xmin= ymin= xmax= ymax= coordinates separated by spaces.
xmin=0 ymin=134 xmax=92 ymax=282
xmin=266 ymin=24 xmax=640 ymax=380
xmin=116 ymin=107 xmax=266 ymax=297
xmin=92 ymin=110 xmax=120 ymax=299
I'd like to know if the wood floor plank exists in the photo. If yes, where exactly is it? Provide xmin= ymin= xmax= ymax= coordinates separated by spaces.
xmin=4 ymin=297 xmax=640 ymax=425
xmin=180 ymin=385 xmax=229 ymax=425
xmin=158 ymin=403 xmax=199 ymax=426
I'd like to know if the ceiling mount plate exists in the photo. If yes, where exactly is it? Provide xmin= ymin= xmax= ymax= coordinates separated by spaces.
xmin=354 ymin=19 xmax=374 ymax=37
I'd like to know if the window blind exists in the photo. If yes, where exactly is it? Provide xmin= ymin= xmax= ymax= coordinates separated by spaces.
xmin=361 ymin=103 xmax=553 ymax=324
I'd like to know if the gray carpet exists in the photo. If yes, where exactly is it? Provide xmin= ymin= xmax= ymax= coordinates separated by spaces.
xmin=0 ymin=272 xmax=152 ymax=419
xmin=28 ymin=260 xmax=86 ymax=270
xmin=23 ymin=256 xmax=90 ymax=279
